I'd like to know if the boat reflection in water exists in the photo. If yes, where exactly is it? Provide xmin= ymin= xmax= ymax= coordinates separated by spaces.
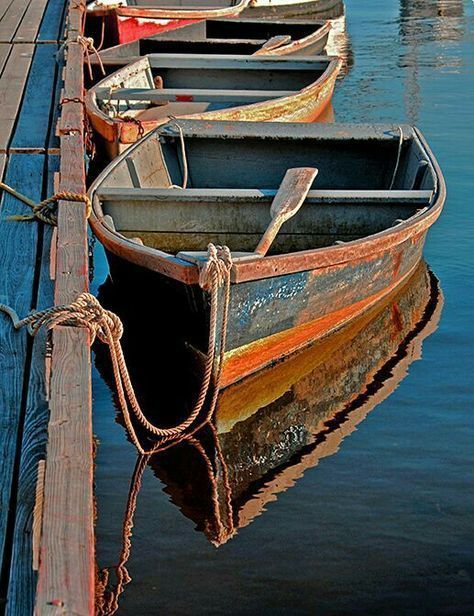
xmin=398 ymin=0 xmax=465 ymax=123
xmin=325 ymin=4 xmax=353 ymax=78
xmin=96 ymin=260 xmax=442 ymax=612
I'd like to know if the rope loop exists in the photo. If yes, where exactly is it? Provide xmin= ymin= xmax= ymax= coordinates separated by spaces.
xmin=199 ymin=244 xmax=233 ymax=292
xmin=77 ymin=35 xmax=105 ymax=79
xmin=0 ymin=182 xmax=92 ymax=226
xmin=0 ymin=245 xmax=233 ymax=454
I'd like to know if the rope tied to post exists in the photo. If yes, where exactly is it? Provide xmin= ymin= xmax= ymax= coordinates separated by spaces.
xmin=0 ymin=244 xmax=233 ymax=454
xmin=0 ymin=181 xmax=91 ymax=225
xmin=57 ymin=35 xmax=105 ymax=80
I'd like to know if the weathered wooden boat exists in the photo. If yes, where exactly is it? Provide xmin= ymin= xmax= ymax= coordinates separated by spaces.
xmin=86 ymin=54 xmax=341 ymax=158
xmin=85 ymin=0 xmax=342 ymax=46
xmin=86 ymin=0 xmax=251 ymax=46
xmin=96 ymin=260 xmax=442 ymax=559
xmin=89 ymin=120 xmax=445 ymax=389
xmin=93 ymin=18 xmax=332 ymax=73
xmin=147 ymin=261 xmax=443 ymax=544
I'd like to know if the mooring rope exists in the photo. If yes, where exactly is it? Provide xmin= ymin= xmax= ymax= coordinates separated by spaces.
xmin=0 ymin=243 xmax=233 ymax=454
xmin=97 ymin=423 xmax=235 ymax=615
xmin=0 ymin=182 xmax=91 ymax=225
xmin=168 ymin=116 xmax=189 ymax=189
xmin=57 ymin=35 xmax=105 ymax=80
xmin=389 ymin=125 xmax=404 ymax=190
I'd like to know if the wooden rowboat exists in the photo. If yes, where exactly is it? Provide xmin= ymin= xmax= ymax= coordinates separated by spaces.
xmin=85 ymin=0 xmax=342 ymax=46
xmin=86 ymin=54 xmax=342 ymax=158
xmin=89 ymin=120 xmax=445 ymax=389
xmin=92 ymin=18 xmax=332 ymax=73
xmin=96 ymin=260 xmax=442 ymax=553
xmin=147 ymin=261 xmax=443 ymax=544
xmin=86 ymin=0 xmax=251 ymax=46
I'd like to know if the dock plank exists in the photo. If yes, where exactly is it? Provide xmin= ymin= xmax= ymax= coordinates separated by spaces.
xmin=0 ymin=0 xmax=30 ymax=43
xmin=11 ymin=44 xmax=60 ymax=152
xmin=13 ymin=0 xmax=49 ymax=43
xmin=0 ymin=44 xmax=34 ymax=152
xmin=37 ymin=0 xmax=67 ymax=43
xmin=0 ymin=153 xmax=44 ymax=606
xmin=35 ymin=1 xmax=95 ymax=610
xmin=6 ymin=155 xmax=57 ymax=616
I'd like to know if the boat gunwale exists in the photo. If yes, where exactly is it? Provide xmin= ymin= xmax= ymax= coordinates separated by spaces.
xmin=88 ymin=0 xmax=251 ymax=19
xmin=86 ymin=53 xmax=342 ymax=145
xmin=88 ymin=122 xmax=446 ymax=286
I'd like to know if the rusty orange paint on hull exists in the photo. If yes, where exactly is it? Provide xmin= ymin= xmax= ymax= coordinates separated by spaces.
xmin=219 ymin=262 xmax=419 ymax=388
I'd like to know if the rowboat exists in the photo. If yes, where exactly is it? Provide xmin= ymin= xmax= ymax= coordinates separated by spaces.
xmin=89 ymin=120 xmax=445 ymax=389
xmin=98 ymin=260 xmax=442 ymax=551
xmin=86 ymin=54 xmax=342 ymax=158
xmin=86 ymin=0 xmax=252 ymax=46
xmin=147 ymin=261 xmax=443 ymax=544
xmin=85 ymin=0 xmax=342 ymax=46
xmin=93 ymin=18 xmax=332 ymax=73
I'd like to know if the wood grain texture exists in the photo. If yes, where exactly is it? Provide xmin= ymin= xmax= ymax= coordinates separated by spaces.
xmin=0 ymin=44 xmax=33 ymax=152
xmin=13 ymin=0 xmax=49 ymax=43
xmin=34 ymin=1 xmax=95 ymax=613
xmin=34 ymin=327 xmax=93 ymax=616
xmin=0 ymin=153 xmax=44 ymax=608
xmin=6 ymin=156 xmax=57 ymax=616
xmin=11 ymin=44 xmax=60 ymax=152
xmin=0 ymin=0 xmax=29 ymax=42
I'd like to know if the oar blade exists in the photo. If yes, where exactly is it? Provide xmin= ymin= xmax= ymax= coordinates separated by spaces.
xmin=270 ymin=167 xmax=318 ymax=222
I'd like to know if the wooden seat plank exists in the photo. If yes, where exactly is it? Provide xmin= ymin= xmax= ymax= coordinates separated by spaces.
xmin=103 ymin=86 xmax=298 ymax=104
xmin=0 ymin=44 xmax=34 ymax=152
xmin=0 ymin=153 xmax=45 ymax=603
xmin=6 ymin=154 xmax=57 ymax=616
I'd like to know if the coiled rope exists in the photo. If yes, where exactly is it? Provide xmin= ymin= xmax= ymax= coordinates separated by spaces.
xmin=0 ymin=182 xmax=91 ymax=225
xmin=0 ymin=244 xmax=233 ymax=454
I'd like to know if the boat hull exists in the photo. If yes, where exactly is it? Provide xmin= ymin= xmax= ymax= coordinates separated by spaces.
xmin=87 ymin=2 xmax=253 ymax=45
xmin=142 ymin=260 xmax=442 ymax=543
xmin=243 ymin=0 xmax=344 ymax=19
xmin=103 ymin=228 xmax=428 ymax=388
xmin=115 ymin=15 xmax=200 ymax=44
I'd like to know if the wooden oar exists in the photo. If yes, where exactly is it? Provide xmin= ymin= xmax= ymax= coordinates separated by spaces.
xmin=254 ymin=167 xmax=318 ymax=256
xmin=178 ymin=167 xmax=318 ymax=265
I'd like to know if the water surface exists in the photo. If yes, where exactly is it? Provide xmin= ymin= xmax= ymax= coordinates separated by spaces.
xmin=92 ymin=1 xmax=474 ymax=613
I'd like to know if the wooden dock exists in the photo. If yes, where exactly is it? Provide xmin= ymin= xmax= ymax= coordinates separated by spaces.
xmin=0 ymin=0 xmax=94 ymax=613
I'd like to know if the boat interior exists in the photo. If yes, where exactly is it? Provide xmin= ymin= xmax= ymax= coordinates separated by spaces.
xmin=94 ymin=121 xmax=437 ymax=256
xmin=105 ymin=20 xmax=326 ymax=57
xmin=92 ymin=55 xmax=336 ymax=120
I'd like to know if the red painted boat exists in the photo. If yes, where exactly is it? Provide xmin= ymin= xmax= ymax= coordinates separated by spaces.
xmin=88 ymin=120 xmax=445 ymax=388
xmin=86 ymin=0 xmax=252 ymax=45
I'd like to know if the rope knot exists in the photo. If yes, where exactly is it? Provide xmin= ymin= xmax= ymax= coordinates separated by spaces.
xmin=199 ymin=244 xmax=233 ymax=292
xmin=2 ymin=187 xmax=92 ymax=226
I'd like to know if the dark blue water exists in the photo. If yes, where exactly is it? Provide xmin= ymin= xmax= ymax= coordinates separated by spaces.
xmin=92 ymin=1 xmax=474 ymax=613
